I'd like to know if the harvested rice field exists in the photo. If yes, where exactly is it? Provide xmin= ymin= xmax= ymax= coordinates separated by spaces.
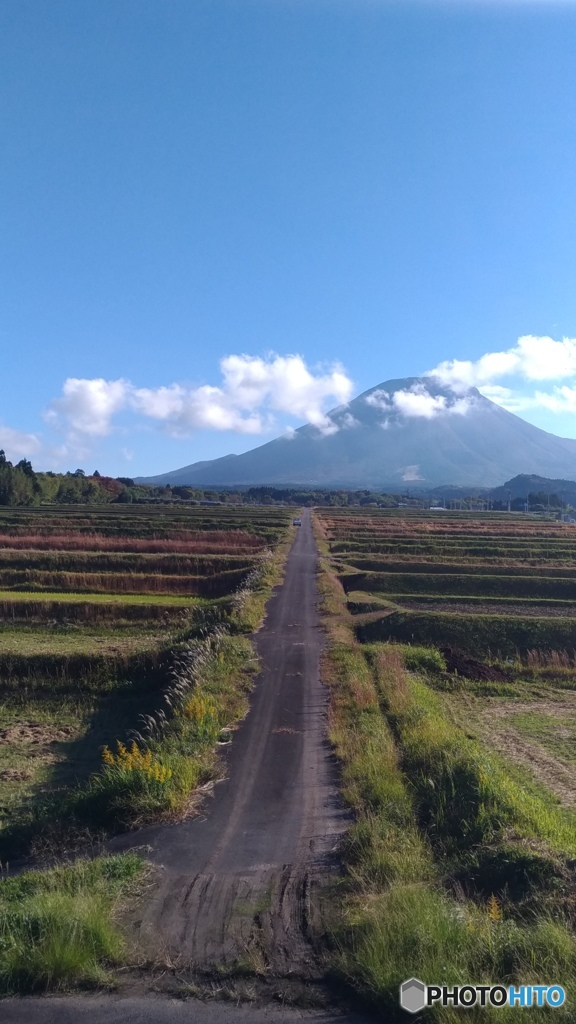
xmin=0 ymin=503 xmax=291 ymax=859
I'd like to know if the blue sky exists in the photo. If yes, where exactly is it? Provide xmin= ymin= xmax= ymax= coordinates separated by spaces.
xmin=2 ymin=0 xmax=576 ymax=476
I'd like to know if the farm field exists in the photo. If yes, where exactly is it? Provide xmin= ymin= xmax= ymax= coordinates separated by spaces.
xmin=0 ymin=503 xmax=292 ymax=866
xmin=314 ymin=506 xmax=576 ymax=1018
xmin=323 ymin=508 xmax=576 ymax=655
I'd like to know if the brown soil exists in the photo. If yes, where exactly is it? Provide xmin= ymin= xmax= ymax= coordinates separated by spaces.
xmin=440 ymin=646 xmax=512 ymax=683
xmin=0 ymin=722 xmax=75 ymax=745
xmin=0 ymin=767 xmax=33 ymax=781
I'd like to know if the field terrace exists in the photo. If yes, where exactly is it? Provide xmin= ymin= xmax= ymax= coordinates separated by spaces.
xmin=315 ymin=506 xmax=576 ymax=1013
xmin=0 ymin=503 xmax=290 ymax=855
xmin=320 ymin=507 xmax=576 ymax=655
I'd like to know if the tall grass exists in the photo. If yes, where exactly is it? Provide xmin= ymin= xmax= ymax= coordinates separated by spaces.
xmin=0 ymin=854 xmax=142 ymax=994
xmin=0 ymin=550 xmax=255 ymax=574
xmin=0 ymin=531 xmax=266 ymax=553
xmin=372 ymin=647 xmax=576 ymax=863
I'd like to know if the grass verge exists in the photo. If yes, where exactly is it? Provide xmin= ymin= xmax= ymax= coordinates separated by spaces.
xmin=0 ymin=853 xmax=143 ymax=994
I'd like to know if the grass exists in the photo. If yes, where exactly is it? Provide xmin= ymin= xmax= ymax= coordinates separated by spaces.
xmin=313 ymin=510 xmax=576 ymax=1020
xmin=0 ymin=589 xmax=203 ymax=605
xmin=508 ymin=711 xmax=576 ymax=762
xmin=0 ymin=530 xmax=267 ymax=553
xmin=358 ymin=608 xmax=576 ymax=657
xmin=0 ymin=627 xmax=166 ymax=657
xmin=71 ymin=631 xmax=258 ymax=833
xmin=371 ymin=646 xmax=576 ymax=861
xmin=0 ymin=854 xmax=143 ymax=994
xmin=0 ymin=630 xmax=254 ymax=855
xmin=343 ymin=570 xmax=576 ymax=599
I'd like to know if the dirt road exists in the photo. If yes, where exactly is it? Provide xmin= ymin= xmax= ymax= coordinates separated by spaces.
xmin=2 ymin=996 xmax=372 ymax=1024
xmin=112 ymin=508 xmax=347 ymax=975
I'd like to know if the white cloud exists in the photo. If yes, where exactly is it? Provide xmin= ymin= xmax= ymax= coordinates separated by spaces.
xmin=340 ymin=412 xmax=359 ymax=429
xmin=132 ymin=383 xmax=266 ymax=435
xmin=430 ymin=335 xmax=576 ymax=390
xmin=394 ymin=388 xmax=471 ymax=419
xmin=366 ymin=382 xmax=473 ymax=419
xmin=532 ymin=386 xmax=576 ymax=413
xmin=366 ymin=389 xmax=391 ymax=410
xmin=429 ymin=335 xmax=576 ymax=419
xmin=47 ymin=354 xmax=355 ymax=440
xmin=47 ymin=378 xmax=130 ymax=437
xmin=0 ymin=425 xmax=42 ymax=460
xmin=0 ymin=423 xmax=88 ymax=469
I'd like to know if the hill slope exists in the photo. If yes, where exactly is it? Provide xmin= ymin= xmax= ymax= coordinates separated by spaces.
xmin=136 ymin=377 xmax=576 ymax=489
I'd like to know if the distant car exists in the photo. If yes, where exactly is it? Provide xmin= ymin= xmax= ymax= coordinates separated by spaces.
xmin=293 ymin=518 xmax=302 ymax=526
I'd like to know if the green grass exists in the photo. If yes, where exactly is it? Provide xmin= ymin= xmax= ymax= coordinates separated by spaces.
xmin=341 ymin=557 xmax=576 ymax=577
xmin=313 ymin=518 xmax=576 ymax=1019
xmin=343 ymin=570 xmax=576 ymax=600
xmin=372 ymin=647 xmax=576 ymax=861
xmin=0 ymin=630 xmax=257 ymax=857
xmin=507 ymin=711 xmax=576 ymax=766
xmin=338 ymin=882 xmax=576 ymax=1021
xmin=0 ymin=697 xmax=86 ymax=815
xmin=358 ymin=608 xmax=576 ymax=657
xmin=0 ymin=502 xmax=293 ymax=991
xmin=0 ymin=854 xmax=143 ymax=993
xmin=0 ymin=590 xmax=202 ymax=605
xmin=0 ymin=628 xmax=165 ymax=658
xmin=0 ymin=518 xmax=292 ymax=858
xmin=72 ymin=632 xmax=257 ymax=833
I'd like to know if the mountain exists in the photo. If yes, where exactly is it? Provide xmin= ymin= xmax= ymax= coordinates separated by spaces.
xmin=135 ymin=376 xmax=576 ymax=489
xmin=490 ymin=475 xmax=576 ymax=504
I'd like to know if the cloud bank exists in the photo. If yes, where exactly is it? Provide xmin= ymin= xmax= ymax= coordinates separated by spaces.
xmin=47 ymin=354 xmax=354 ymax=441
xmin=431 ymin=335 xmax=576 ymax=387
xmin=429 ymin=335 xmax=576 ymax=414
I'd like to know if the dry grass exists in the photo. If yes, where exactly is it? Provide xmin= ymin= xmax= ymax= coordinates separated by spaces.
xmin=0 ymin=531 xmax=266 ymax=554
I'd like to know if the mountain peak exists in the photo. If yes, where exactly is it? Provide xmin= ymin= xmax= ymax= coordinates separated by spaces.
xmin=136 ymin=375 xmax=576 ymax=490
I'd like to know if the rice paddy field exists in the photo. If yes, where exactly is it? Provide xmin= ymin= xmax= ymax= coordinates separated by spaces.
xmin=326 ymin=507 xmax=576 ymax=655
xmin=0 ymin=503 xmax=291 ymax=860
xmin=315 ymin=507 xmax=576 ymax=1018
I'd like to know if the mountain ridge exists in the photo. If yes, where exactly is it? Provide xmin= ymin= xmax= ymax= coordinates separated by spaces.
xmin=135 ymin=376 xmax=576 ymax=489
